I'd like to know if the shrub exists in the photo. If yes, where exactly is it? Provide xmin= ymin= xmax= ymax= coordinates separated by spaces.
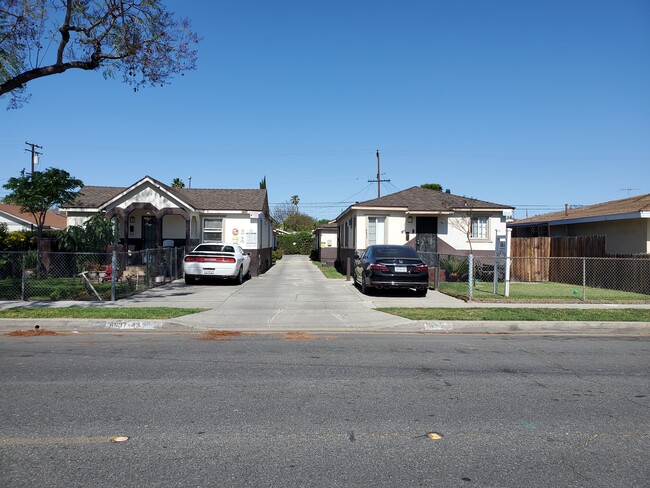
xmin=440 ymin=256 xmax=469 ymax=282
xmin=272 ymin=250 xmax=283 ymax=263
xmin=276 ymin=231 xmax=313 ymax=255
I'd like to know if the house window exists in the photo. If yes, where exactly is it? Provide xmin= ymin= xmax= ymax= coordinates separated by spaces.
xmin=471 ymin=216 xmax=488 ymax=239
xmin=203 ymin=218 xmax=223 ymax=243
xmin=368 ymin=217 xmax=385 ymax=245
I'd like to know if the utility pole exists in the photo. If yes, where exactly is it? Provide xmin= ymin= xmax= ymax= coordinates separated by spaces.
xmin=368 ymin=150 xmax=390 ymax=198
xmin=24 ymin=142 xmax=43 ymax=176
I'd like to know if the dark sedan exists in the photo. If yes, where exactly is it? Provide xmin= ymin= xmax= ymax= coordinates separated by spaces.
xmin=354 ymin=245 xmax=429 ymax=296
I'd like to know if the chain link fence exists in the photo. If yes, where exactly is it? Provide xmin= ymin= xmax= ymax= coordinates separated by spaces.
xmin=0 ymin=248 xmax=185 ymax=302
xmin=418 ymin=252 xmax=650 ymax=303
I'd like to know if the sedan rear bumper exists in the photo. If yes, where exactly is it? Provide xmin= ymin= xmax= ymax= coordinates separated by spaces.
xmin=369 ymin=279 xmax=429 ymax=289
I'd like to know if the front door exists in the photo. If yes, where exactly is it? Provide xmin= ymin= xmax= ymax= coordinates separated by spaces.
xmin=416 ymin=217 xmax=438 ymax=265
xmin=142 ymin=216 xmax=157 ymax=250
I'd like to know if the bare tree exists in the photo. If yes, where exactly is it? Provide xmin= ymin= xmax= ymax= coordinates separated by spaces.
xmin=0 ymin=0 xmax=200 ymax=108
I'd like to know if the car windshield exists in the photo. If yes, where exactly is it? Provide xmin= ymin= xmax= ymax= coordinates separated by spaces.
xmin=195 ymin=245 xmax=235 ymax=253
xmin=373 ymin=246 xmax=419 ymax=259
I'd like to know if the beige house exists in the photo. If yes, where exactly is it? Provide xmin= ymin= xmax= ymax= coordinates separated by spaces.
xmin=508 ymin=193 xmax=650 ymax=255
xmin=334 ymin=186 xmax=513 ymax=266
xmin=60 ymin=176 xmax=274 ymax=275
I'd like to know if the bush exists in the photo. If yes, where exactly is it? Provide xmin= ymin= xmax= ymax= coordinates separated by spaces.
xmin=309 ymin=249 xmax=319 ymax=261
xmin=272 ymin=249 xmax=283 ymax=264
xmin=440 ymin=256 xmax=469 ymax=282
xmin=276 ymin=231 xmax=314 ymax=255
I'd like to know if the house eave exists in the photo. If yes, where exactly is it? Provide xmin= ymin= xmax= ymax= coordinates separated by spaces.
xmin=509 ymin=211 xmax=646 ymax=227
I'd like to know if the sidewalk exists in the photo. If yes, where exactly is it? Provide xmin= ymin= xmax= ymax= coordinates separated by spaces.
xmin=1 ymin=255 xmax=648 ymax=335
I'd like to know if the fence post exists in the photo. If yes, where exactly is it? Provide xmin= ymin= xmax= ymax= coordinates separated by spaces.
xmin=582 ymin=257 xmax=586 ymax=302
xmin=111 ymin=250 xmax=117 ymax=302
xmin=21 ymin=252 xmax=26 ymax=301
xmin=145 ymin=249 xmax=150 ymax=289
xmin=468 ymin=254 xmax=473 ymax=301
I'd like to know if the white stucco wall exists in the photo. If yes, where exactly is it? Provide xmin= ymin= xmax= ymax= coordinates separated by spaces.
xmin=438 ymin=213 xmax=507 ymax=252
xmin=319 ymin=231 xmax=337 ymax=248
xmin=162 ymin=214 xmax=185 ymax=239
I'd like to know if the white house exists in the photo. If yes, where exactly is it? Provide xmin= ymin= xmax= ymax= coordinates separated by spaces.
xmin=60 ymin=176 xmax=274 ymax=275
xmin=334 ymin=186 xmax=514 ymax=267
xmin=0 ymin=203 xmax=67 ymax=232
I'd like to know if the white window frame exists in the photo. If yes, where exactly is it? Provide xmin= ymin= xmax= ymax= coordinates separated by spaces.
xmin=202 ymin=218 xmax=223 ymax=243
xmin=470 ymin=216 xmax=489 ymax=240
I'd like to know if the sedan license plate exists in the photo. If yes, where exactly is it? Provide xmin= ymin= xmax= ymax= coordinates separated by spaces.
xmin=394 ymin=266 xmax=407 ymax=273
xmin=203 ymin=269 xmax=215 ymax=275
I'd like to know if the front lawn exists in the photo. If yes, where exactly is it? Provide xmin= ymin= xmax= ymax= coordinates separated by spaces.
xmin=312 ymin=261 xmax=345 ymax=279
xmin=378 ymin=307 xmax=650 ymax=322
xmin=0 ymin=307 xmax=206 ymax=319
xmin=439 ymin=281 xmax=650 ymax=303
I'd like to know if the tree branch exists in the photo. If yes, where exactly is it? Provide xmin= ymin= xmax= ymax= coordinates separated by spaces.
xmin=0 ymin=59 xmax=101 ymax=95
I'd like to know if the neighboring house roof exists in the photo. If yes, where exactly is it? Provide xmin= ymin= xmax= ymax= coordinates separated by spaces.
xmin=509 ymin=193 xmax=650 ymax=227
xmin=336 ymin=186 xmax=513 ymax=220
xmin=62 ymin=175 xmax=269 ymax=214
xmin=0 ymin=203 xmax=67 ymax=230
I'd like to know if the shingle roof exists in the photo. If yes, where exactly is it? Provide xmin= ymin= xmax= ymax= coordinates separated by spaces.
xmin=351 ymin=186 xmax=513 ymax=212
xmin=62 ymin=176 xmax=268 ymax=212
xmin=0 ymin=203 xmax=67 ymax=229
xmin=511 ymin=193 xmax=650 ymax=225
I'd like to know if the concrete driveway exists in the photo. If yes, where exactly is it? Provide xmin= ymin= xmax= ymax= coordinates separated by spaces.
xmin=116 ymin=254 xmax=461 ymax=330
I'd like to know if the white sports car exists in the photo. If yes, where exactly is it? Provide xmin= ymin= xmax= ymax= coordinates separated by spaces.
xmin=183 ymin=243 xmax=251 ymax=285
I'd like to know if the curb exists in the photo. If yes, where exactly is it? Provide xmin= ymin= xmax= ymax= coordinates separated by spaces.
xmin=0 ymin=318 xmax=649 ymax=335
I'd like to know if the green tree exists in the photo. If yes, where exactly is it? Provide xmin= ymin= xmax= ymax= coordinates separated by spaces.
xmin=3 ymin=168 xmax=83 ymax=253
xmin=0 ymin=0 xmax=200 ymax=108
xmin=283 ymin=212 xmax=317 ymax=232
xmin=171 ymin=178 xmax=185 ymax=189
xmin=421 ymin=183 xmax=443 ymax=191
xmin=259 ymin=175 xmax=267 ymax=189
xmin=290 ymin=195 xmax=300 ymax=208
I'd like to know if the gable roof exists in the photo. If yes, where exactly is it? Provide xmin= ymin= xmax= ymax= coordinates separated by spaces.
xmin=510 ymin=193 xmax=650 ymax=226
xmin=0 ymin=203 xmax=67 ymax=229
xmin=62 ymin=175 xmax=269 ymax=214
xmin=336 ymin=186 xmax=512 ymax=220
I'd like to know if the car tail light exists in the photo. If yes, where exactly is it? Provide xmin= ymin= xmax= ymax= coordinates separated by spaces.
xmin=412 ymin=265 xmax=428 ymax=272
xmin=184 ymin=256 xmax=236 ymax=263
xmin=369 ymin=263 xmax=390 ymax=271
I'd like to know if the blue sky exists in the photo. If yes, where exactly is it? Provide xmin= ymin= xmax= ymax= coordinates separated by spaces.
xmin=1 ymin=0 xmax=649 ymax=220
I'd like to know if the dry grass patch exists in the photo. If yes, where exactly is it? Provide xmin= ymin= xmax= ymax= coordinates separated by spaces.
xmin=195 ymin=330 xmax=249 ymax=341
xmin=6 ymin=329 xmax=68 ymax=337
xmin=283 ymin=331 xmax=319 ymax=341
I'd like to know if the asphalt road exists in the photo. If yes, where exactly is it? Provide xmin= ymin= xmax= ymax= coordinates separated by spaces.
xmin=1 ymin=332 xmax=648 ymax=487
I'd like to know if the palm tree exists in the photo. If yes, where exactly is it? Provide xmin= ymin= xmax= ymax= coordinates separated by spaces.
xmin=171 ymin=178 xmax=185 ymax=189
xmin=290 ymin=195 xmax=299 ymax=209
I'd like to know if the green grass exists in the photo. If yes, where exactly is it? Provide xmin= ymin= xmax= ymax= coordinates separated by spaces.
xmin=378 ymin=307 xmax=650 ymax=322
xmin=0 ymin=307 xmax=206 ymax=319
xmin=312 ymin=261 xmax=345 ymax=279
xmin=439 ymin=281 xmax=650 ymax=303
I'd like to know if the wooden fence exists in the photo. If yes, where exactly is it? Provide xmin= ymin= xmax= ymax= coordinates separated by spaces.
xmin=509 ymin=236 xmax=649 ymax=295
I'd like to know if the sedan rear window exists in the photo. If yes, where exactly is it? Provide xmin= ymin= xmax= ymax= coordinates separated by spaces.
xmin=374 ymin=246 xmax=419 ymax=258
xmin=195 ymin=245 xmax=235 ymax=253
